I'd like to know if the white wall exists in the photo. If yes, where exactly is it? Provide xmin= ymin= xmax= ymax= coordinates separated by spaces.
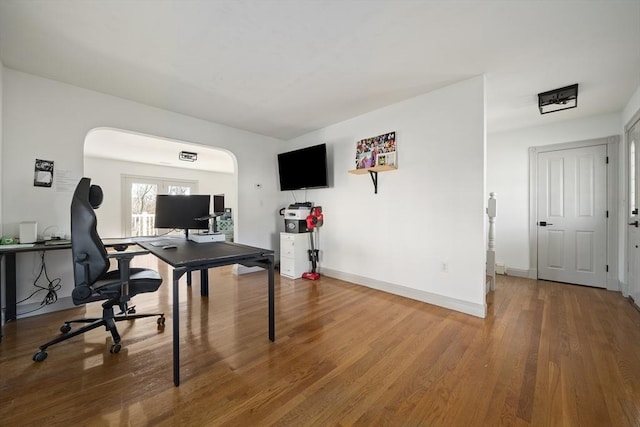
xmin=0 ymin=62 xmax=3 ymax=236
xmin=487 ymin=112 xmax=622 ymax=274
xmin=620 ymin=84 xmax=640 ymax=293
xmin=85 ymin=156 xmax=235 ymax=238
xmin=285 ymin=77 xmax=487 ymax=317
xmin=0 ymin=63 xmax=4 ymax=320
xmin=2 ymin=68 xmax=284 ymax=315
xmin=623 ymin=85 xmax=640 ymax=127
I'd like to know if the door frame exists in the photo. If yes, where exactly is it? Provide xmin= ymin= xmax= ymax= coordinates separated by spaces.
xmin=624 ymin=109 xmax=640 ymax=297
xmin=121 ymin=174 xmax=199 ymax=236
xmin=528 ymin=135 xmax=619 ymax=290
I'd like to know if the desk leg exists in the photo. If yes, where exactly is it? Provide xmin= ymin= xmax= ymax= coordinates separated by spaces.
xmin=186 ymin=271 xmax=192 ymax=287
xmin=173 ymin=268 xmax=183 ymax=387
xmin=269 ymin=258 xmax=275 ymax=342
xmin=200 ymin=269 xmax=209 ymax=297
xmin=6 ymin=253 xmax=17 ymax=322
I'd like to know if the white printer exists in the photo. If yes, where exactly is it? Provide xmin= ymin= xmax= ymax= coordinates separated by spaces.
xmin=283 ymin=203 xmax=311 ymax=233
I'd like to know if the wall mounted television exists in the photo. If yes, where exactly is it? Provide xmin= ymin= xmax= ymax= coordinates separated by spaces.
xmin=277 ymin=143 xmax=329 ymax=191
xmin=155 ymin=194 xmax=211 ymax=231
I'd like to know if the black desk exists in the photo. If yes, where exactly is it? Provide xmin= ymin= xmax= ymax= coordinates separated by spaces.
xmin=0 ymin=242 xmax=72 ymax=341
xmin=137 ymin=239 xmax=275 ymax=386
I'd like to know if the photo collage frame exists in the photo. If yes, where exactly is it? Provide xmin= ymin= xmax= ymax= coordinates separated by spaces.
xmin=355 ymin=131 xmax=396 ymax=170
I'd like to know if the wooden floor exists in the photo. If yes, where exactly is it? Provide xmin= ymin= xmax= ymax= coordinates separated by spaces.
xmin=1 ymin=259 xmax=640 ymax=426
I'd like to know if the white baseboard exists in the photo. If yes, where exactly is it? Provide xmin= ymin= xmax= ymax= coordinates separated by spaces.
xmin=321 ymin=268 xmax=486 ymax=318
xmin=620 ymin=281 xmax=629 ymax=297
xmin=507 ymin=267 xmax=620 ymax=291
xmin=233 ymin=264 xmax=265 ymax=275
xmin=504 ymin=267 xmax=531 ymax=278
xmin=607 ymin=278 xmax=620 ymax=292
xmin=16 ymin=296 xmax=76 ymax=319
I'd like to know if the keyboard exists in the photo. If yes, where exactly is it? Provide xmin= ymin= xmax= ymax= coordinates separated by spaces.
xmin=45 ymin=239 xmax=71 ymax=246
xmin=0 ymin=243 xmax=36 ymax=250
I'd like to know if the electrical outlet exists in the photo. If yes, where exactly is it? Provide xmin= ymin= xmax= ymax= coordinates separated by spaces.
xmin=255 ymin=183 xmax=262 ymax=189
xmin=441 ymin=262 xmax=449 ymax=273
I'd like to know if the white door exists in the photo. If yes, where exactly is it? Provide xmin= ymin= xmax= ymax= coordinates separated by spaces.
xmin=122 ymin=176 xmax=197 ymax=236
xmin=537 ymin=145 xmax=607 ymax=287
xmin=627 ymin=117 xmax=640 ymax=304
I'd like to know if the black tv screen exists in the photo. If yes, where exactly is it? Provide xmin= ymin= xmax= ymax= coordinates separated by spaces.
xmin=155 ymin=194 xmax=211 ymax=230
xmin=277 ymin=143 xmax=328 ymax=191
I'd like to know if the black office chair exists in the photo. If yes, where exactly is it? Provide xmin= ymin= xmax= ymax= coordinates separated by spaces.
xmin=33 ymin=177 xmax=164 ymax=361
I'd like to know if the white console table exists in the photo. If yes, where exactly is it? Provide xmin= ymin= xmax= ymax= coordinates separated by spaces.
xmin=280 ymin=232 xmax=309 ymax=279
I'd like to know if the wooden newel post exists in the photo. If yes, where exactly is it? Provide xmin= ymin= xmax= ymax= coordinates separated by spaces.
xmin=486 ymin=192 xmax=497 ymax=291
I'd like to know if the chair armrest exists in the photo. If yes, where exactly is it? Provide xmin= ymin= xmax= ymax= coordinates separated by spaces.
xmin=102 ymin=237 xmax=135 ymax=252
xmin=106 ymin=248 xmax=149 ymax=260
xmin=72 ymin=253 xmax=93 ymax=302
xmin=106 ymin=249 xmax=148 ymax=302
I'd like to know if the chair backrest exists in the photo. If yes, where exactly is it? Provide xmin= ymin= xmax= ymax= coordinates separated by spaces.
xmin=71 ymin=177 xmax=109 ymax=287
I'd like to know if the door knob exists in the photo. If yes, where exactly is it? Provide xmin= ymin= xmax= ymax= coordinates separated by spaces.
xmin=538 ymin=221 xmax=553 ymax=226
xmin=629 ymin=221 xmax=639 ymax=227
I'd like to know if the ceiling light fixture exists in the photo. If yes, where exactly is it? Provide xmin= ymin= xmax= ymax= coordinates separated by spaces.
xmin=179 ymin=151 xmax=197 ymax=162
xmin=538 ymin=84 xmax=578 ymax=114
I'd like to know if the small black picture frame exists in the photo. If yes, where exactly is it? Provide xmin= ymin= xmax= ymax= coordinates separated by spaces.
xmin=34 ymin=159 xmax=54 ymax=187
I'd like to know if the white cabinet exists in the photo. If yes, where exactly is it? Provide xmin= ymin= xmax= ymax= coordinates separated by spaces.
xmin=280 ymin=232 xmax=310 ymax=279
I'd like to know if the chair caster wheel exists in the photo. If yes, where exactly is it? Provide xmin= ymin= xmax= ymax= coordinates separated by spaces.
xmin=127 ymin=307 xmax=136 ymax=314
xmin=157 ymin=317 xmax=165 ymax=326
xmin=110 ymin=343 xmax=122 ymax=354
xmin=33 ymin=350 xmax=48 ymax=362
xmin=60 ymin=324 xmax=71 ymax=334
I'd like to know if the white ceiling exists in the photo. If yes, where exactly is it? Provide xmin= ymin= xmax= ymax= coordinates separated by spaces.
xmin=85 ymin=128 xmax=235 ymax=173
xmin=0 ymin=0 xmax=639 ymax=143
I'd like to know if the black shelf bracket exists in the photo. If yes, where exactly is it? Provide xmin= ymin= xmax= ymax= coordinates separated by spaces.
xmin=369 ymin=170 xmax=378 ymax=194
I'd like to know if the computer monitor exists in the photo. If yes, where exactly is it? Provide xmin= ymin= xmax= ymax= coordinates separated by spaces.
xmin=154 ymin=195 xmax=211 ymax=233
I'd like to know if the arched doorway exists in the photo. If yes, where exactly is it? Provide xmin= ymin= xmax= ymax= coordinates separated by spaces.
xmin=83 ymin=128 xmax=237 ymax=239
